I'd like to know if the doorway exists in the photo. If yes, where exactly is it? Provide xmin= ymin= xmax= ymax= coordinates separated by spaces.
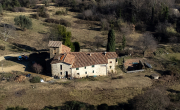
xmin=65 ymin=71 xmax=68 ymax=78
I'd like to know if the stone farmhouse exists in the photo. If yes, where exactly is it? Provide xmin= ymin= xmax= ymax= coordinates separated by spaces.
xmin=48 ymin=41 xmax=118 ymax=78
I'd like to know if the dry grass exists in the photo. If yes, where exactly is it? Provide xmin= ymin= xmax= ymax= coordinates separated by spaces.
xmin=0 ymin=71 xmax=152 ymax=110
xmin=0 ymin=5 xmax=142 ymax=51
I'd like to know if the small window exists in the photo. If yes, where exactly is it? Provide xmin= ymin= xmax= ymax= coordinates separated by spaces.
xmin=92 ymin=65 xmax=94 ymax=67
xmin=77 ymin=73 xmax=80 ymax=75
xmin=85 ymin=66 xmax=86 ymax=69
xmin=110 ymin=66 xmax=112 ymax=69
xmin=92 ymin=70 xmax=94 ymax=73
xmin=85 ymin=71 xmax=87 ymax=74
xmin=76 ymin=68 xmax=79 ymax=70
xmin=60 ymin=65 xmax=62 ymax=70
xmin=110 ymin=61 xmax=112 ymax=63
xmin=60 ymin=72 xmax=62 ymax=75
xmin=116 ymin=58 xmax=118 ymax=62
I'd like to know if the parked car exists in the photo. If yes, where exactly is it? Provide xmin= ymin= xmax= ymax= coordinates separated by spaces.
xmin=26 ymin=74 xmax=31 ymax=77
xmin=17 ymin=56 xmax=23 ymax=60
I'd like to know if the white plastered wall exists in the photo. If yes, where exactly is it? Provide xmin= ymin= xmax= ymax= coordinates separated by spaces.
xmin=71 ymin=64 xmax=107 ymax=78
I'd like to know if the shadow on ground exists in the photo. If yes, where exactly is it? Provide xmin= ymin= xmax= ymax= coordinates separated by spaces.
xmin=4 ymin=52 xmax=51 ymax=76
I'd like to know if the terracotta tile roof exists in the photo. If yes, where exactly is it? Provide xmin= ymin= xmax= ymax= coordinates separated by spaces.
xmin=51 ymin=52 xmax=118 ymax=68
xmin=48 ymin=41 xmax=62 ymax=47
xmin=61 ymin=45 xmax=71 ymax=53
xmin=64 ymin=54 xmax=75 ymax=65
xmin=50 ymin=54 xmax=65 ymax=64
xmin=123 ymin=59 xmax=142 ymax=69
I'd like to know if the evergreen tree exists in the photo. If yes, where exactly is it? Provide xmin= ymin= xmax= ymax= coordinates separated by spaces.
xmin=73 ymin=42 xmax=80 ymax=52
xmin=0 ymin=3 xmax=3 ymax=14
xmin=122 ymin=35 xmax=126 ymax=50
xmin=151 ymin=7 xmax=154 ymax=24
xmin=164 ymin=6 xmax=169 ymax=21
xmin=106 ymin=29 xmax=115 ymax=52
xmin=14 ymin=15 xmax=32 ymax=31
xmin=56 ymin=25 xmax=74 ymax=51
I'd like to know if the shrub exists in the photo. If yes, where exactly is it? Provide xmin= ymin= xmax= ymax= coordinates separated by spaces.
xmin=0 ymin=45 xmax=5 ymax=50
xmin=59 ymin=19 xmax=71 ymax=27
xmin=37 ymin=6 xmax=50 ymax=18
xmin=12 ymin=7 xmax=26 ymax=12
xmin=31 ymin=13 xmax=39 ymax=20
xmin=43 ymin=0 xmax=49 ymax=7
xmin=100 ymin=19 xmax=110 ymax=31
xmin=6 ymin=106 xmax=28 ymax=110
xmin=14 ymin=15 xmax=32 ymax=31
xmin=0 ymin=3 xmax=3 ymax=14
xmin=82 ymin=9 xmax=93 ymax=20
xmin=45 ymin=18 xmax=71 ymax=27
xmin=131 ymin=88 xmax=170 ymax=110
xmin=55 ymin=10 xmax=67 ymax=15
xmin=30 ymin=76 xmax=41 ymax=83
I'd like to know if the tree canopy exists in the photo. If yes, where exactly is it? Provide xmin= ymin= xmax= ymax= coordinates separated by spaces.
xmin=14 ymin=15 xmax=32 ymax=31
xmin=107 ymin=29 xmax=115 ymax=52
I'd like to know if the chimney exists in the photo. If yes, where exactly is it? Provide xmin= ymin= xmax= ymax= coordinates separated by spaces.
xmin=104 ymin=51 xmax=107 ymax=55
xmin=58 ymin=56 xmax=60 ymax=61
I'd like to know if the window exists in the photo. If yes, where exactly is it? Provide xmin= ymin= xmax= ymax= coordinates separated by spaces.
xmin=110 ymin=61 xmax=112 ymax=63
xmin=116 ymin=58 xmax=118 ymax=62
xmin=85 ymin=71 xmax=87 ymax=74
xmin=76 ymin=68 xmax=79 ymax=70
xmin=77 ymin=73 xmax=80 ymax=75
xmin=60 ymin=72 xmax=62 ymax=75
xmin=92 ymin=65 xmax=94 ymax=67
xmin=110 ymin=66 xmax=112 ymax=69
xmin=60 ymin=65 xmax=62 ymax=70
xmin=92 ymin=70 xmax=94 ymax=73
xmin=85 ymin=66 xmax=86 ymax=69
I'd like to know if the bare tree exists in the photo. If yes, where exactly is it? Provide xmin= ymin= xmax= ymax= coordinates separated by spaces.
xmin=1 ymin=23 xmax=15 ymax=42
xmin=32 ymin=63 xmax=43 ymax=74
xmin=137 ymin=32 xmax=157 ymax=53
xmin=94 ymin=36 xmax=103 ymax=50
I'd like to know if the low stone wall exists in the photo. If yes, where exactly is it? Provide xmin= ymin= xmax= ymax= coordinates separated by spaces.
xmin=126 ymin=69 xmax=145 ymax=73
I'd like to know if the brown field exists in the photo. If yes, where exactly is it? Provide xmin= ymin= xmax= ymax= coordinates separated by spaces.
xmin=0 ymin=71 xmax=153 ymax=110
xmin=0 ymin=4 xmax=142 ymax=53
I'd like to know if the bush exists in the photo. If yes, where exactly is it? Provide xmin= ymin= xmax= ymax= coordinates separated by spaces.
xmin=55 ymin=10 xmax=67 ymax=15
xmin=0 ymin=3 xmax=3 ymax=14
xmin=6 ymin=106 xmax=28 ymax=110
xmin=30 ymin=76 xmax=41 ymax=83
xmin=37 ymin=6 xmax=49 ymax=18
xmin=14 ymin=15 xmax=32 ymax=31
xmin=0 ymin=45 xmax=5 ymax=50
xmin=45 ymin=18 xmax=71 ymax=27
xmin=131 ymin=88 xmax=170 ymax=110
xmin=59 ymin=19 xmax=71 ymax=27
xmin=12 ymin=7 xmax=26 ymax=12
xmin=31 ymin=13 xmax=39 ymax=20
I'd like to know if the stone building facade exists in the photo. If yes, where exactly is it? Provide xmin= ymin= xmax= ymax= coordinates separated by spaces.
xmin=49 ymin=41 xmax=118 ymax=78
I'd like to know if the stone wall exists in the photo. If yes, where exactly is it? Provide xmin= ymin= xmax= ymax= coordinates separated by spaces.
xmin=51 ymin=62 xmax=72 ymax=78
xmin=107 ymin=58 xmax=117 ymax=73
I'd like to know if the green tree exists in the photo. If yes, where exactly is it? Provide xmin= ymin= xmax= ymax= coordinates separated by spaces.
xmin=73 ymin=42 xmax=80 ymax=52
xmin=14 ymin=15 xmax=32 ymax=31
xmin=13 ymin=0 xmax=21 ymax=7
xmin=164 ymin=6 xmax=169 ymax=21
xmin=56 ymin=25 xmax=74 ymax=51
xmin=0 ymin=3 xmax=3 ymax=14
xmin=122 ymin=35 xmax=126 ymax=50
xmin=151 ymin=7 xmax=154 ymax=24
xmin=106 ymin=29 xmax=115 ymax=52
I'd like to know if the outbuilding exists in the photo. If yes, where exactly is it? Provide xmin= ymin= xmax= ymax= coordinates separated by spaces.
xmin=151 ymin=74 xmax=159 ymax=79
